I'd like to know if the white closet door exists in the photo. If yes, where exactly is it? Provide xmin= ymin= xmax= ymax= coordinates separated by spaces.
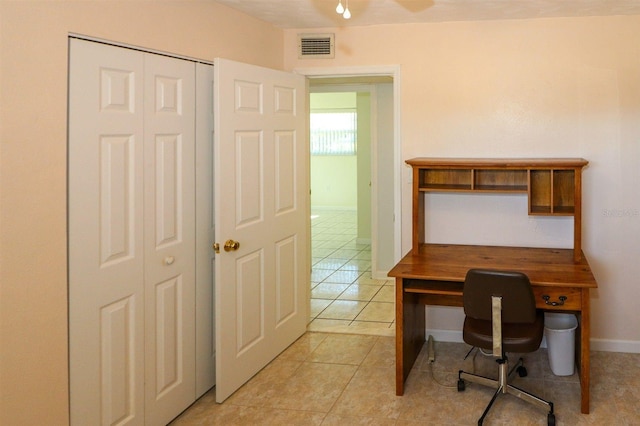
xmin=195 ymin=62 xmax=216 ymax=397
xmin=69 ymin=39 xmax=202 ymax=426
xmin=69 ymin=38 xmax=146 ymax=426
xmin=142 ymin=53 xmax=196 ymax=426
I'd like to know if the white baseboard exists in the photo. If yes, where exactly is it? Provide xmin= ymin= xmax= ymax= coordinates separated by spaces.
xmin=310 ymin=206 xmax=356 ymax=211
xmin=372 ymin=269 xmax=391 ymax=281
xmin=426 ymin=329 xmax=640 ymax=354
xmin=590 ymin=338 xmax=640 ymax=353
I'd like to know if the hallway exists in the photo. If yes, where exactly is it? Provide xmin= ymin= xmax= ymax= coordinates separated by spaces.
xmin=308 ymin=210 xmax=395 ymax=336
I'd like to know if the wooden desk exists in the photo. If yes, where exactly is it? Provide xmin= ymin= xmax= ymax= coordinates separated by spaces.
xmin=389 ymin=243 xmax=598 ymax=414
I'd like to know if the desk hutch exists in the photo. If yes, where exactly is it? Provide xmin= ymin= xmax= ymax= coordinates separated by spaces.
xmin=389 ymin=158 xmax=597 ymax=414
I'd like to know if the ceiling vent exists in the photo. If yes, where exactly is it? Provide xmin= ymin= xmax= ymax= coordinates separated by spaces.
xmin=298 ymin=33 xmax=335 ymax=59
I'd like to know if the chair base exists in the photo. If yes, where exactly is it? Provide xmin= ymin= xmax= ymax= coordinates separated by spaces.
xmin=458 ymin=356 xmax=555 ymax=426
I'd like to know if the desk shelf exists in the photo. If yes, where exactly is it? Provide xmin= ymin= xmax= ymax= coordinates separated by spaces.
xmin=407 ymin=158 xmax=588 ymax=261
xmin=404 ymin=279 xmax=463 ymax=296
xmin=529 ymin=169 xmax=576 ymax=215
xmin=419 ymin=169 xmax=472 ymax=190
xmin=475 ymin=169 xmax=528 ymax=192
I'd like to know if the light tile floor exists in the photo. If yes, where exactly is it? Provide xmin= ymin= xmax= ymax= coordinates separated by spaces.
xmin=309 ymin=210 xmax=395 ymax=337
xmin=173 ymin=210 xmax=640 ymax=424
xmin=172 ymin=333 xmax=640 ymax=425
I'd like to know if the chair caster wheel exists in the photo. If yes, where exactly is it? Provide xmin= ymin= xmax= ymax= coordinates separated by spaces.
xmin=548 ymin=413 xmax=556 ymax=426
xmin=517 ymin=366 xmax=528 ymax=377
xmin=457 ymin=379 xmax=465 ymax=391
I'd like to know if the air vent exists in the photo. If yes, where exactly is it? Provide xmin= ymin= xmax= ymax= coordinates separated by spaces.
xmin=298 ymin=33 xmax=335 ymax=59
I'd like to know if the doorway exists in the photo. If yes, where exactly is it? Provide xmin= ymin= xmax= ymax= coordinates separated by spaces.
xmin=306 ymin=76 xmax=398 ymax=336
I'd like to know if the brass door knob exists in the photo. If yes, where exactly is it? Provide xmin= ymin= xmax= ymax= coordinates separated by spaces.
xmin=224 ymin=239 xmax=240 ymax=252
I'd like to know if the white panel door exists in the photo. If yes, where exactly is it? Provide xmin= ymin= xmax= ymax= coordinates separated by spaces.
xmin=69 ymin=38 xmax=146 ymax=426
xmin=70 ymin=39 xmax=206 ymax=426
xmin=142 ymin=53 xmax=196 ymax=425
xmin=214 ymin=58 xmax=309 ymax=402
xmin=194 ymin=62 xmax=216 ymax=397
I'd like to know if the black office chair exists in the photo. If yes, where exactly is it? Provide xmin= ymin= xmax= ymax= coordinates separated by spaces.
xmin=457 ymin=269 xmax=555 ymax=426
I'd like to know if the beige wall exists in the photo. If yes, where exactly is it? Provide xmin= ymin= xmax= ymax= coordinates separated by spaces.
xmin=285 ymin=16 xmax=640 ymax=348
xmin=0 ymin=1 xmax=283 ymax=424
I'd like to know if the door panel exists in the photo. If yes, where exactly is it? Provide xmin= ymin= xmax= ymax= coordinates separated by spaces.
xmin=275 ymin=236 xmax=297 ymax=323
xmin=274 ymin=131 xmax=296 ymax=213
xmin=236 ymin=249 xmax=265 ymax=352
xmin=143 ymin=52 xmax=196 ymax=426
xmin=69 ymin=38 xmax=145 ymax=426
xmin=236 ymin=131 xmax=264 ymax=226
xmin=153 ymin=276 xmax=182 ymax=396
xmin=195 ymin=62 xmax=216 ymax=397
xmin=100 ymin=296 xmax=137 ymax=425
xmin=214 ymin=58 xmax=309 ymax=403
xmin=154 ymin=134 xmax=181 ymax=245
xmin=100 ymin=134 xmax=136 ymax=264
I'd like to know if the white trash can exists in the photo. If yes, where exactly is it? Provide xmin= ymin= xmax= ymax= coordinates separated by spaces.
xmin=544 ymin=313 xmax=578 ymax=376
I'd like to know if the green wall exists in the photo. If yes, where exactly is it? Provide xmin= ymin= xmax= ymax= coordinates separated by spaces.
xmin=310 ymin=92 xmax=358 ymax=209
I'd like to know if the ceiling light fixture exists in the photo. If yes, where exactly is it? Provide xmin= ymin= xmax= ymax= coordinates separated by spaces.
xmin=336 ymin=0 xmax=351 ymax=19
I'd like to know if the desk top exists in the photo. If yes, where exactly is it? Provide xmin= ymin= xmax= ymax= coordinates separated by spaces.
xmin=388 ymin=244 xmax=597 ymax=288
xmin=405 ymin=157 xmax=589 ymax=168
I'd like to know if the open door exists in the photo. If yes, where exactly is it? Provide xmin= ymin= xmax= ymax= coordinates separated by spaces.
xmin=213 ymin=58 xmax=309 ymax=402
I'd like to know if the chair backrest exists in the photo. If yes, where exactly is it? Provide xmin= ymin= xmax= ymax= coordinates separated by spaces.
xmin=463 ymin=269 xmax=537 ymax=324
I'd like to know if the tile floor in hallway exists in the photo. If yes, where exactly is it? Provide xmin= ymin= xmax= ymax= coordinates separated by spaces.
xmin=308 ymin=210 xmax=395 ymax=337
xmin=172 ymin=332 xmax=640 ymax=425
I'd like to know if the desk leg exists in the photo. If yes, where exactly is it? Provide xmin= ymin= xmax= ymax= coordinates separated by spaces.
xmin=395 ymin=278 xmax=425 ymax=396
xmin=580 ymin=289 xmax=591 ymax=414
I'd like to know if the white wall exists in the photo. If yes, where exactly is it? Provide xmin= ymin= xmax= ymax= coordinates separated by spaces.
xmin=356 ymin=92 xmax=372 ymax=242
xmin=285 ymin=15 xmax=640 ymax=351
xmin=0 ymin=2 xmax=285 ymax=423
xmin=375 ymin=83 xmax=396 ymax=273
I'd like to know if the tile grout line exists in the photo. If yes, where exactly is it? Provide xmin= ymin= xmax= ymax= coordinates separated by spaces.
xmin=319 ymin=335 xmax=383 ymax=421
xmin=310 ymin=210 xmax=394 ymax=335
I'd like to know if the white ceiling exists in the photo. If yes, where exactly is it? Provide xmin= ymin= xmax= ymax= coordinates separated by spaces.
xmin=213 ymin=0 xmax=640 ymax=29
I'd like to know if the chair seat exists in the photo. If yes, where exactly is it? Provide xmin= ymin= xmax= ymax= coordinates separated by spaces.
xmin=463 ymin=310 xmax=544 ymax=353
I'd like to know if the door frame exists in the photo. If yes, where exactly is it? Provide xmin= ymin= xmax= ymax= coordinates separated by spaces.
xmin=296 ymin=65 xmax=402 ymax=274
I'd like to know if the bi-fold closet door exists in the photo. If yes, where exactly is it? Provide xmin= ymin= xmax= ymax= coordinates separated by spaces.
xmin=68 ymin=38 xmax=214 ymax=425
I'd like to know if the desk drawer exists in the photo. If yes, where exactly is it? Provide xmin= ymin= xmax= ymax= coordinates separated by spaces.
xmin=533 ymin=287 xmax=583 ymax=310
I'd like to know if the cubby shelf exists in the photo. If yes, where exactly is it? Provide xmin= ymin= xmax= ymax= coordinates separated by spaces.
xmin=407 ymin=157 xmax=589 ymax=261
